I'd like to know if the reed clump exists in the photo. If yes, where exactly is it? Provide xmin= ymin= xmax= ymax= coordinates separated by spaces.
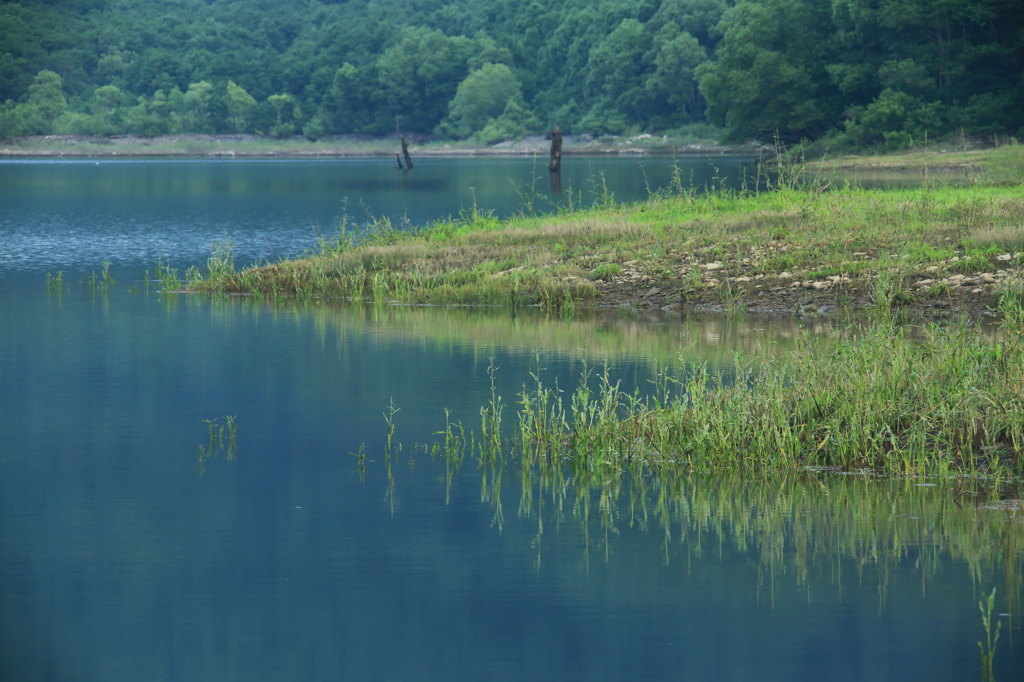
xmin=452 ymin=307 xmax=1024 ymax=479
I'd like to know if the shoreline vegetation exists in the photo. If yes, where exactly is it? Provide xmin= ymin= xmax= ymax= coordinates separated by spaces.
xmin=184 ymin=141 xmax=1024 ymax=481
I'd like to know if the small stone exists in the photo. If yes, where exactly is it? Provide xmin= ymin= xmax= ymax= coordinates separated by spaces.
xmin=981 ymin=274 xmax=996 ymax=283
xmin=915 ymin=279 xmax=933 ymax=288
xmin=662 ymin=302 xmax=683 ymax=313
xmin=925 ymin=266 xmax=939 ymax=273
xmin=778 ymin=271 xmax=792 ymax=279
xmin=734 ymin=276 xmax=752 ymax=282
xmin=702 ymin=262 xmax=723 ymax=271
xmin=997 ymin=253 xmax=1012 ymax=261
xmin=645 ymin=287 xmax=661 ymax=297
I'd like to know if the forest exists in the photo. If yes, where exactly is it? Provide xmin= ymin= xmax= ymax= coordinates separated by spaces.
xmin=1 ymin=0 xmax=1021 ymax=149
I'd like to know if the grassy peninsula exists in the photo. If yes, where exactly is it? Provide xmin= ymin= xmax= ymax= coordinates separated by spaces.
xmin=189 ymin=144 xmax=1024 ymax=480
xmin=191 ymin=145 xmax=1024 ymax=317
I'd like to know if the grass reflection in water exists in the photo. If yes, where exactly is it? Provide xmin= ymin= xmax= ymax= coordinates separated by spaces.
xmin=419 ymin=428 xmax=1023 ymax=618
xmin=357 ymin=313 xmax=1024 ymax=628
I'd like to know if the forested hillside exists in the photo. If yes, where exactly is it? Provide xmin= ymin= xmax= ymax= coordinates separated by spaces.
xmin=1 ymin=0 xmax=1021 ymax=148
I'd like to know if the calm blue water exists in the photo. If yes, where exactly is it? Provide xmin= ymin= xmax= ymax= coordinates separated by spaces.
xmin=0 ymin=156 xmax=756 ymax=276
xmin=1 ymin=158 xmax=1021 ymax=681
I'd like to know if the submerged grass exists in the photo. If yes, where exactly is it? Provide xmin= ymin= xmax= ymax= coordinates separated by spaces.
xmin=196 ymin=415 xmax=238 ymax=475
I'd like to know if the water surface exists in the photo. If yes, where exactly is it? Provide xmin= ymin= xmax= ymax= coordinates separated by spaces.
xmin=0 ymin=155 xmax=755 ymax=276
xmin=1 ymin=158 xmax=1021 ymax=681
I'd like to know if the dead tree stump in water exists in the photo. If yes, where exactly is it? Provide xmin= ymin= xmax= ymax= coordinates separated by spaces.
xmin=548 ymin=127 xmax=562 ymax=173
xmin=401 ymin=136 xmax=414 ymax=170
xmin=395 ymin=153 xmax=404 ymax=169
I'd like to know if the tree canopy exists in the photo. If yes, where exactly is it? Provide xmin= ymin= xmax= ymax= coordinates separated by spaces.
xmin=0 ymin=0 xmax=1020 ymax=147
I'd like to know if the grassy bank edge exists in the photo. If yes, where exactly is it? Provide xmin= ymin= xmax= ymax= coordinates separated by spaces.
xmin=187 ymin=168 xmax=1024 ymax=318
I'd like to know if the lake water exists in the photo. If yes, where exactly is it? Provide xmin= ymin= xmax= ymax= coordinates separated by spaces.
xmin=1 ymin=157 xmax=1021 ymax=681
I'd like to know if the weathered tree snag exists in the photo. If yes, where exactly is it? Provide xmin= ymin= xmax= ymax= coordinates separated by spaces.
xmin=395 ymin=153 xmax=404 ymax=169
xmin=401 ymin=135 xmax=414 ymax=170
xmin=548 ymin=126 xmax=562 ymax=173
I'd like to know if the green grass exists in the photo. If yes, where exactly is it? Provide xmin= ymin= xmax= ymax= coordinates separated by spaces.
xmin=397 ymin=291 xmax=1024 ymax=484
xmin=190 ymin=176 xmax=1024 ymax=313
xmin=487 ymin=313 xmax=1024 ymax=479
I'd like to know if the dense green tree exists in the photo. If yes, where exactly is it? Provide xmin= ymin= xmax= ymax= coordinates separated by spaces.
xmin=645 ymin=23 xmax=707 ymax=125
xmin=1 ymin=0 xmax=1019 ymax=144
xmin=88 ymin=84 xmax=124 ymax=133
xmin=183 ymin=80 xmax=213 ymax=132
xmin=375 ymin=27 xmax=478 ymax=133
xmin=225 ymin=80 xmax=256 ymax=133
xmin=28 ymin=69 xmax=66 ymax=119
xmin=268 ymin=92 xmax=302 ymax=137
xmin=696 ymin=0 xmax=833 ymax=141
xmin=319 ymin=62 xmax=378 ymax=134
xmin=445 ymin=62 xmax=524 ymax=137
xmin=476 ymin=97 xmax=542 ymax=143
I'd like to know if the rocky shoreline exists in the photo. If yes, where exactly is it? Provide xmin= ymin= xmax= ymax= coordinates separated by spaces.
xmin=0 ymin=133 xmax=759 ymax=158
xmin=589 ymin=253 xmax=1020 ymax=319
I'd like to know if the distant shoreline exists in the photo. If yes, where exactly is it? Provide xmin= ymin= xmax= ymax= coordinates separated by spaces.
xmin=0 ymin=133 xmax=761 ymax=159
